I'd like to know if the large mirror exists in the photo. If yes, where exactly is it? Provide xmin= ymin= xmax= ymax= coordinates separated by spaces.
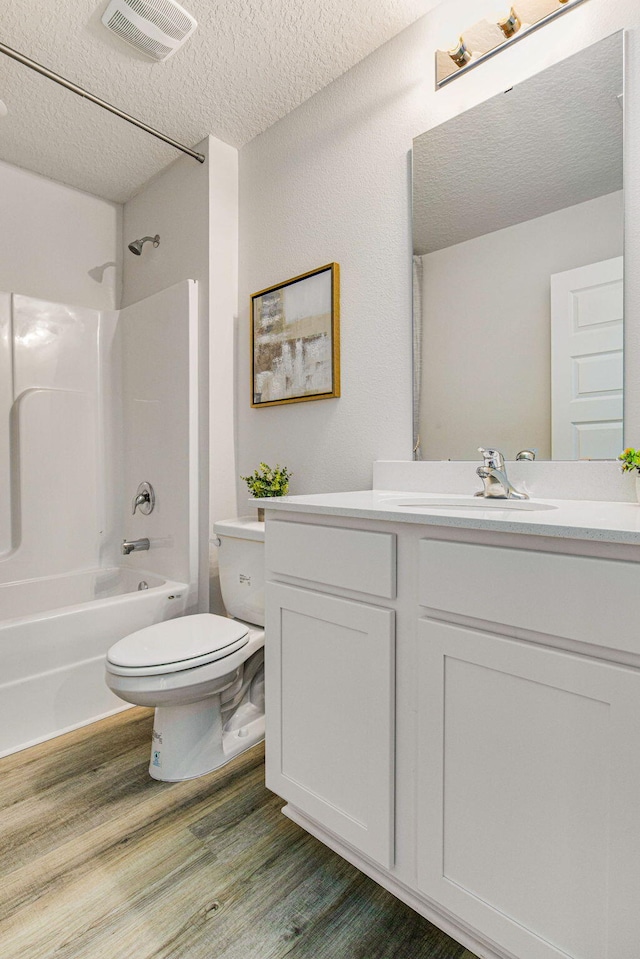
xmin=412 ymin=32 xmax=624 ymax=461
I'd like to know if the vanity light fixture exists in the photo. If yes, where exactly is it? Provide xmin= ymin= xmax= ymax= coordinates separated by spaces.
xmin=497 ymin=8 xmax=522 ymax=38
xmin=436 ymin=0 xmax=589 ymax=87
xmin=448 ymin=39 xmax=473 ymax=68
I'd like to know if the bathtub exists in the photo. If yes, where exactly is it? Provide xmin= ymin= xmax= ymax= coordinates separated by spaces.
xmin=0 ymin=567 xmax=189 ymax=757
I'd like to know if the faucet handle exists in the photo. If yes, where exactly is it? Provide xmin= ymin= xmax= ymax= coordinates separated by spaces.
xmin=478 ymin=448 xmax=505 ymax=470
xmin=132 ymin=481 xmax=155 ymax=515
xmin=516 ymin=449 xmax=537 ymax=461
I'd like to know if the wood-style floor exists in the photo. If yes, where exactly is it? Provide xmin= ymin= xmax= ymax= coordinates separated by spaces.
xmin=0 ymin=708 xmax=479 ymax=959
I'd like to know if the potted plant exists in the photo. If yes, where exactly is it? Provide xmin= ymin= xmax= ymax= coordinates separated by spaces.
xmin=241 ymin=463 xmax=292 ymax=520
xmin=618 ymin=448 xmax=640 ymax=503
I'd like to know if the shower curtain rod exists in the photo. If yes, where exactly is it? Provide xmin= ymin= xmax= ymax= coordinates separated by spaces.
xmin=0 ymin=40 xmax=206 ymax=164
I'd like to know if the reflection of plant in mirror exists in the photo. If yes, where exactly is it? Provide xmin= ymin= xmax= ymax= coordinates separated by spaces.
xmin=241 ymin=463 xmax=292 ymax=497
xmin=618 ymin=448 xmax=640 ymax=473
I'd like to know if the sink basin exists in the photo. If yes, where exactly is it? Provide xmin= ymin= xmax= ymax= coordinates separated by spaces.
xmin=389 ymin=497 xmax=558 ymax=513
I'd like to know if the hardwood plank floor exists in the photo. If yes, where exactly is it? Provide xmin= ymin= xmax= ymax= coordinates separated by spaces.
xmin=0 ymin=708 xmax=479 ymax=959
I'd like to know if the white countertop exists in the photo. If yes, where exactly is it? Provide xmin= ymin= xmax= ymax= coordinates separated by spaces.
xmin=258 ymin=490 xmax=640 ymax=546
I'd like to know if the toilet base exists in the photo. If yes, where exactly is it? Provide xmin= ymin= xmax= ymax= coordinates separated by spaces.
xmin=148 ymin=697 xmax=265 ymax=782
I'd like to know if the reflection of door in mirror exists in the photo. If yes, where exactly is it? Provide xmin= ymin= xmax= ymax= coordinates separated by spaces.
xmin=412 ymin=32 xmax=624 ymax=462
xmin=551 ymin=257 xmax=623 ymax=460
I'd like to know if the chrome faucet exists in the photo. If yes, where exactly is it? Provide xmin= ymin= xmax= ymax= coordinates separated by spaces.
xmin=122 ymin=538 xmax=150 ymax=555
xmin=475 ymin=448 xmax=529 ymax=500
xmin=132 ymin=482 xmax=155 ymax=515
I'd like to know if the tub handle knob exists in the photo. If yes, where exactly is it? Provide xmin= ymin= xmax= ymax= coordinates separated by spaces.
xmin=132 ymin=482 xmax=155 ymax=515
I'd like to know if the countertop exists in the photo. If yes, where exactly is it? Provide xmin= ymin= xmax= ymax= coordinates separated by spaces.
xmin=257 ymin=490 xmax=640 ymax=546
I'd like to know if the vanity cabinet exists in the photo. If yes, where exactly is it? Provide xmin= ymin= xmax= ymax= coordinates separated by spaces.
xmin=265 ymin=520 xmax=396 ymax=868
xmin=265 ymin=511 xmax=640 ymax=959
xmin=415 ymin=538 xmax=640 ymax=958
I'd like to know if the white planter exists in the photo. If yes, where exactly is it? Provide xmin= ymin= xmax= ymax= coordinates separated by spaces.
xmin=636 ymin=474 xmax=640 ymax=504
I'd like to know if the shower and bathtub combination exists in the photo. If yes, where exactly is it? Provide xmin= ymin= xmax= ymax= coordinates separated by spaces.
xmin=0 ymin=278 xmax=200 ymax=757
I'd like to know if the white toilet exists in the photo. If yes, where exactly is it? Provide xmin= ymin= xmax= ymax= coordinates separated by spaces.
xmin=105 ymin=517 xmax=266 ymax=781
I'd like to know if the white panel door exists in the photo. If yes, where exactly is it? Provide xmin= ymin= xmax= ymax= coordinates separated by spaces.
xmin=265 ymin=582 xmax=395 ymax=867
xmin=551 ymin=257 xmax=623 ymax=459
xmin=417 ymin=618 xmax=640 ymax=959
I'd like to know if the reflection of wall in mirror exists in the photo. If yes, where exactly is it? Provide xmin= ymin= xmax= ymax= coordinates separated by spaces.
xmin=419 ymin=190 xmax=623 ymax=461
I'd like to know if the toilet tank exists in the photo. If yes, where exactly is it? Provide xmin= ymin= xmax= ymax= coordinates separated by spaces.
xmin=213 ymin=517 xmax=265 ymax=627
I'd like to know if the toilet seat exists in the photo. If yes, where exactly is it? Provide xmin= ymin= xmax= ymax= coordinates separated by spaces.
xmin=106 ymin=613 xmax=249 ymax=677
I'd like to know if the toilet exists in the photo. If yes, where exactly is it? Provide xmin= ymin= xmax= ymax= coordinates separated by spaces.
xmin=105 ymin=517 xmax=266 ymax=781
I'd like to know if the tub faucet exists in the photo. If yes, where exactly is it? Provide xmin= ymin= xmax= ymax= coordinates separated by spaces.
xmin=475 ymin=448 xmax=529 ymax=500
xmin=132 ymin=482 xmax=155 ymax=515
xmin=122 ymin=538 xmax=150 ymax=555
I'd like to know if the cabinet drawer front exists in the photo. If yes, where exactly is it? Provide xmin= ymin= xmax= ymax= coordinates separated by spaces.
xmin=267 ymin=520 xmax=396 ymax=599
xmin=419 ymin=539 xmax=640 ymax=653
xmin=265 ymin=583 xmax=395 ymax=868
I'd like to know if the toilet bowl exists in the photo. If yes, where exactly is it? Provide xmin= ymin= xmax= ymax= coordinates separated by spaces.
xmin=105 ymin=517 xmax=266 ymax=781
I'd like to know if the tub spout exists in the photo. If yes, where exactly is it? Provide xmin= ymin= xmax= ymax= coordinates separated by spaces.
xmin=122 ymin=538 xmax=150 ymax=556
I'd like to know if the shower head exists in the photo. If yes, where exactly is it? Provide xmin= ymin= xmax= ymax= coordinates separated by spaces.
xmin=128 ymin=234 xmax=160 ymax=256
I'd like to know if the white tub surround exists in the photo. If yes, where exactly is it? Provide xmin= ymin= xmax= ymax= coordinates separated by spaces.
xmin=0 ymin=280 xmax=199 ymax=755
xmin=263 ymin=489 xmax=640 ymax=959
xmin=0 ymin=570 xmax=187 ymax=757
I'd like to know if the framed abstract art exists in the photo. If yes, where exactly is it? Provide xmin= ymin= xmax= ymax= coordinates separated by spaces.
xmin=250 ymin=263 xmax=340 ymax=408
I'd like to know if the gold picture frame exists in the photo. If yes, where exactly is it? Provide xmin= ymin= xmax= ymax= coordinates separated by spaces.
xmin=250 ymin=262 xmax=340 ymax=408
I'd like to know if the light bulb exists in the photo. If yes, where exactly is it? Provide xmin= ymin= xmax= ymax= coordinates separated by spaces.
xmin=448 ymin=39 xmax=473 ymax=67
xmin=440 ymin=26 xmax=468 ymax=54
xmin=437 ymin=0 xmax=487 ymax=53
xmin=481 ymin=4 xmax=513 ymax=19
xmin=438 ymin=1 xmax=519 ymax=56
xmin=479 ymin=4 xmax=522 ymax=35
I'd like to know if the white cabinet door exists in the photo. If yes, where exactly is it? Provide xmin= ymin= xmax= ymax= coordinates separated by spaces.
xmin=266 ymin=582 xmax=395 ymax=868
xmin=417 ymin=618 xmax=640 ymax=959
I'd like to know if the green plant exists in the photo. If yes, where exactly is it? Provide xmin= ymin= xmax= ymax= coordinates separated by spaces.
xmin=618 ymin=448 xmax=640 ymax=473
xmin=241 ymin=462 xmax=292 ymax=498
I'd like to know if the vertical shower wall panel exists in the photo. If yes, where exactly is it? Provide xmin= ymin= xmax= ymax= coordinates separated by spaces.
xmin=0 ymin=294 xmax=11 ymax=556
xmin=97 ymin=310 xmax=122 ymax=570
xmin=0 ymin=282 xmax=198 ymax=594
xmin=0 ymin=294 xmax=102 ymax=585
xmin=117 ymin=280 xmax=199 ymax=604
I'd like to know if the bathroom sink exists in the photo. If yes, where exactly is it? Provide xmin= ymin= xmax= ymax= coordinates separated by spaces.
xmin=389 ymin=497 xmax=557 ymax=512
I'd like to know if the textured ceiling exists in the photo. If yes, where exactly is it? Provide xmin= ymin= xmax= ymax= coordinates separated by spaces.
xmin=0 ymin=0 xmax=439 ymax=203
xmin=413 ymin=32 xmax=624 ymax=256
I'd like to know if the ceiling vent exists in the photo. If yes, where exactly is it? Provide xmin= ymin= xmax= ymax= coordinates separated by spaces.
xmin=101 ymin=0 xmax=197 ymax=62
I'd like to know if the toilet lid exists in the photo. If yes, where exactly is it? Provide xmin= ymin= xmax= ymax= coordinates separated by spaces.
xmin=107 ymin=614 xmax=249 ymax=672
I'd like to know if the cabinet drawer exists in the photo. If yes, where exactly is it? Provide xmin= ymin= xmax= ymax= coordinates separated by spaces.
xmin=419 ymin=539 xmax=640 ymax=654
xmin=267 ymin=520 xmax=396 ymax=599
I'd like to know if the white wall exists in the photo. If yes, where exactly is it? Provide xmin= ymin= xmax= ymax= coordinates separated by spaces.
xmin=420 ymin=192 xmax=624 ymax=461
xmin=122 ymin=136 xmax=238 ymax=612
xmin=239 ymin=1 xmax=640 ymax=492
xmin=0 ymin=159 xmax=121 ymax=310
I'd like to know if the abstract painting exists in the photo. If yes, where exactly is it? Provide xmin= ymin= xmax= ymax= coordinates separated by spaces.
xmin=251 ymin=263 xmax=340 ymax=407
